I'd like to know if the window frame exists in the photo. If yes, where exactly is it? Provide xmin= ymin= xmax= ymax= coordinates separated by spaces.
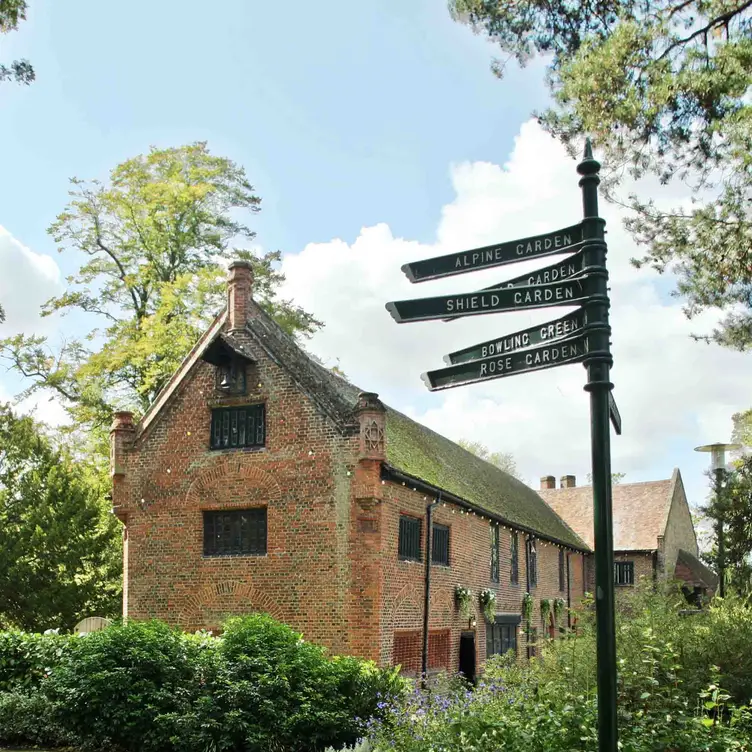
xmin=559 ymin=548 xmax=566 ymax=592
xmin=526 ymin=537 xmax=538 ymax=589
xmin=202 ymin=507 xmax=267 ymax=557
xmin=431 ymin=523 xmax=450 ymax=567
xmin=209 ymin=404 xmax=266 ymax=451
xmin=398 ymin=515 xmax=422 ymax=562
xmin=510 ymin=531 xmax=519 ymax=585
xmin=486 ymin=614 xmax=520 ymax=659
xmin=614 ymin=561 xmax=635 ymax=586
xmin=490 ymin=524 xmax=500 ymax=583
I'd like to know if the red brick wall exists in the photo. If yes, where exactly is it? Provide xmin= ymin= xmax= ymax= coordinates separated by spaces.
xmin=112 ymin=330 xmax=369 ymax=657
xmin=378 ymin=482 xmax=587 ymax=674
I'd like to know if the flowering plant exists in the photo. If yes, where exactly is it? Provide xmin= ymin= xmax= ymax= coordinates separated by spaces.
xmin=454 ymin=585 xmax=473 ymax=618
xmin=478 ymin=589 xmax=496 ymax=621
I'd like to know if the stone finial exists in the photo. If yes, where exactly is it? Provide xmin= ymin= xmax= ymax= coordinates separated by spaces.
xmin=110 ymin=411 xmax=135 ymax=478
xmin=227 ymin=260 xmax=254 ymax=331
xmin=540 ymin=475 xmax=556 ymax=490
xmin=356 ymin=392 xmax=386 ymax=460
xmin=560 ymin=475 xmax=576 ymax=489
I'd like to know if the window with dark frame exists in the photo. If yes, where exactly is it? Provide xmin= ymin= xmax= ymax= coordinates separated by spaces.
xmin=510 ymin=531 xmax=519 ymax=585
xmin=526 ymin=537 xmax=538 ymax=588
xmin=528 ymin=626 xmax=538 ymax=658
xmin=559 ymin=548 xmax=566 ymax=591
xmin=210 ymin=405 xmax=265 ymax=450
xmin=203 ymin=508 xmax=267 ymax=557
xmin=486 ymin=615 xmax=519 ymax=659
xmin=398 ymin=515 xmax=421 ymax=561
xmin=432 ymin=524 xmax=450 ymax=566
xmin=490 ymin=524 xmax=500 ymax=582
xmin=614 ymin=561 xmax=635 ymax=586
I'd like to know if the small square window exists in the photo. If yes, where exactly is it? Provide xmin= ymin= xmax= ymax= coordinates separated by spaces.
xmin=203 ymin=508 xmax=267 ymax=557
xmin=398 ymin=516 xmax=421 ymax=561
xmin=432 ymin=524 xmax=450 ymax=566
xmin=210 ymin=405 xmax=265 ymax=450
xmin=614 ymin=561 xmax=635 ymax=586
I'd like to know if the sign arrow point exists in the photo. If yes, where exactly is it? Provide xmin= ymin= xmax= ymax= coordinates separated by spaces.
xmin=384 ymin=301 xmax=402 ymax=323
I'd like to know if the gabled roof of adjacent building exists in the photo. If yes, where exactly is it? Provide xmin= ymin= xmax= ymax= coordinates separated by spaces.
xmin=135 ymin=299 xmax=589 ymax=552
xmin=539 ymin=472 xmax=680 ymax=551
xmin=676 ymin=549 xmax=719 ymax=589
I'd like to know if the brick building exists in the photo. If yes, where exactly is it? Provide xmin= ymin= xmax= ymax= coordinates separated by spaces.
xmin=539 ymin=470 xmax=717 ymax=602
xmin=110 ymin=261 xmax=590 ymax=677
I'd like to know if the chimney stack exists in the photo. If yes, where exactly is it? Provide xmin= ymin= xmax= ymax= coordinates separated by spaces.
xmin=540 ymin=475 xmax=556 ymax=490
xmin=227 ymin=260 xmax=254 ymax=331
xmin=560 ymin=475 xmax=576 ymax=488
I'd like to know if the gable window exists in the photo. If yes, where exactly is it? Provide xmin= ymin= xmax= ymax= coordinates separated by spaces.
xmin=210 ymin=405 xmax=265 ymax=450
xmin=559 ymin=549 xmax=566 ymax=592
xmin=216 ymin=360 xmax=247 ymax=395
xmin=614 ymin=561 xmax=635 ymax=586
xmin=526 ymin=538 xmax=538 ymax=588
xmin=490 ymin=524 xmax=500 ymax=582
xmin=203 ymin=508 xmax=267 ymax=557
xmin=398 ymin=515 xmax=421 ymax=561
xmin=510 ymin=531 xmax=519 ymax=585
xmin=486 ymin=614 xmax=519 ymax=658
xmin=432 ymin=524 xmax=450 ymax=566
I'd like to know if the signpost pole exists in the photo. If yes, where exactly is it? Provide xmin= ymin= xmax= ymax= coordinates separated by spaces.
xmin=578 ymin=140 xmax=618 ymax=752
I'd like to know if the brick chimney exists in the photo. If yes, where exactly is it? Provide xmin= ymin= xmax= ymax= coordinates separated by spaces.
xmin=540 ymin=475 xmax=556 ymax=490
xmin=110 ymin=411 xmax=135 ymax=479
xmin=560 ymin=475 xmax=576 ymax=488
xmin=227 ymin=260 xmax=254 ymax=331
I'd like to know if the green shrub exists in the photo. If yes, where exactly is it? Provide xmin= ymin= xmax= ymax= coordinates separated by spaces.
xmin=0 ymin=689 xmax=76 ymax=748
xmin=46 ymin=619 xmax=203 ymax=752
xmin=0 ymin=629 xmax=72 ymax=691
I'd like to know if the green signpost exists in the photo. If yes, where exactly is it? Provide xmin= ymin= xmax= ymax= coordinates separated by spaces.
xmin=386 ymin=140 xmax=619 ymax=752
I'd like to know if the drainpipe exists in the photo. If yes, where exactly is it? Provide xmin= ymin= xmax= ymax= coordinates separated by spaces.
xmin=421 ymin=493 xmax=440 ymax=687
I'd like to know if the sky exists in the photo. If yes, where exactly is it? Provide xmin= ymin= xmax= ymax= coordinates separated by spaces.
xmin=0 ymin=0 xmax=747 ymax=534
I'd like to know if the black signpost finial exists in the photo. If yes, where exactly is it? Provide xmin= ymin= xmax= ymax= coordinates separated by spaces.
xmin=578 ymin=138 xmax=618 ymax=752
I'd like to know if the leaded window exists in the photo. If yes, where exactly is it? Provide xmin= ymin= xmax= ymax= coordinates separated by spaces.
xmin=527 ymin=537 xmax=538 ymax=589
xmin=210 ymin=405 xmax=265 ymax=450
xmin=203 ymin=508 xmax=267 ymax=557
xmin=490 ymin=524 xmax=500 ymax=583
xmin=614 ymin=561 xmax=635 ymax=586
xmin=510 ymin=532 xmax=519 ymax=585
xmin=398 ymin=515 xmax=421 ymax=561
xmin=432 ymin=524 xmax=450 ymax=566
xmin=487 ymin=615 xmax=519 ymax=658
xmin=559 ymin=548 xmax=566 ymax=591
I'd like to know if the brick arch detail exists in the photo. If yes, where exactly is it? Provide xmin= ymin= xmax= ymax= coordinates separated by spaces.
xmin=175 ymin=579 xmax=285 ymax=630
xmin=184 ymin=458 xmax=283 ymax=509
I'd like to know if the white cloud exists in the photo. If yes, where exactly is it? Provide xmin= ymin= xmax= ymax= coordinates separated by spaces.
xmin=281 ymin=120 xmax=751 ymax=510
xmin=0 ymin=225 xmax=61 ymax=334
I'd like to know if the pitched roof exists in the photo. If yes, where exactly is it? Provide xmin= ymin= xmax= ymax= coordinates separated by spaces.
xmin=245 ymin=303 xmax=587 ymax=551
xmin=539 ymin=477 xmax=675 ymax=550
xmin=676 ymin=549 xmax=719 ymax=589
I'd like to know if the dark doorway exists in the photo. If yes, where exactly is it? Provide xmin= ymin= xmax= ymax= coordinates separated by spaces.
xmin=459 ymin=631 xmax=476 ymax=684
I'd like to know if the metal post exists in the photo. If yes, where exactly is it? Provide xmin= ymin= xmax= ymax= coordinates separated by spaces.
xmin=578 ymin=139 xmax=618 ymax=752
xmin=715 ymin=468 xmax=725 ymax=598
xmin=421 ymin=498 xmax=438 ymax=687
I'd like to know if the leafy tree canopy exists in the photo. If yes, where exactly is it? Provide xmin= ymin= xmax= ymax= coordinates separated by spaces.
xmin=0 ymin=143 xmax=321 ymax=432
xmin=451 ymin=0 xmax=752 ymax=349
xmin=1 ymin=0 xmax=34 ymax=84
xmin=457 ymin=438 xmax=521 ymax=479
xmin=0 ymin=404 xmax=121 ymax=630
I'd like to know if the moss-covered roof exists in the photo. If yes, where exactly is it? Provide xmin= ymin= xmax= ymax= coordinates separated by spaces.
xmin=385 ymin=409 xmax=587 ymax=548
xmin=244 ymin=302 xmax=588 ymax=550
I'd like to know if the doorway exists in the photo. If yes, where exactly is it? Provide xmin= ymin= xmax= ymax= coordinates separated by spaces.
xmin=459 ymin=631 xmax=476 ymax=684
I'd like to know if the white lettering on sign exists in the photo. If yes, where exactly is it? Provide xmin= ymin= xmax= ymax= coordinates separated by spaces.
xmin=524 ymin=342 xmax=582 ymax=367
xmin=539 ymin=317 xmax=581 ymax=340
xmin=446 ymin=293 xmax=500 ymax=313
xmin=515 ymin=233 xmax=573 ymax=257
xmin=481 ymin=332 xmax=531 ymax=358
xmin=479 ymin=356 xmax=513 ymax=377
xmin=513 ymin=285 xmax=576 ymax=306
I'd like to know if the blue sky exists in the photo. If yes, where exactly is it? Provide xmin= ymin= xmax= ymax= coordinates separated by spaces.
xmin=1 ymin=0 xmax=748 ymax=523
xmin=1 ymin=0 xmax=548 ymax=263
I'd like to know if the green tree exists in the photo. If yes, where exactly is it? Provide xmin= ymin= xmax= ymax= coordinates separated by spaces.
xmin=457 ymin=438 xmax=521 ymax=479
xmin=0 ymin=143 xmax=321 ymax=431
xmin=0 ymin=404 xmax=121 ymax=631
xmin=586 ymin=472 xmax=626 ymax=485
xmin=451 ymin=0 xmax=752 ymax=349
xmin=1 ymin=0 xmax=34 ymax=84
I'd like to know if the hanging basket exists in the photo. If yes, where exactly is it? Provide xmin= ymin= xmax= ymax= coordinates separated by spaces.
xmin=455 ymin=585 xmax=473 ymax=618
xmin=479 ymin=589 xmax=496 ymax=621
